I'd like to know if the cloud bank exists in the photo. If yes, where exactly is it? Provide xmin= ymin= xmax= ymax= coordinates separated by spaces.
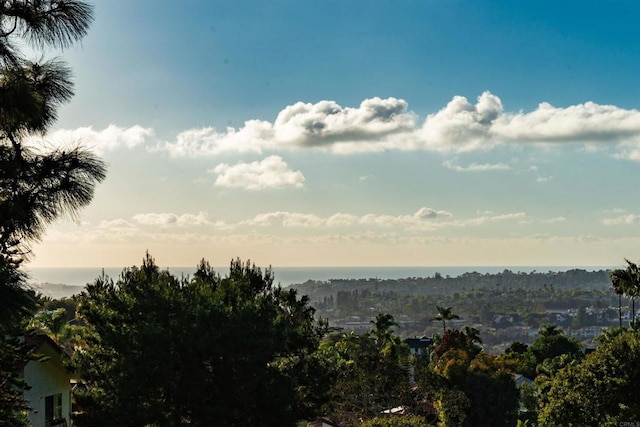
xmin=44 ymin=93 xmax=640 ymax=161
xmin=155 ymin=92 xmax=640 ymax=158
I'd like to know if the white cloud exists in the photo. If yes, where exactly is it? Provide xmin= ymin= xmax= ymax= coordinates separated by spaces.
xmin=158 ymin=97 xmax=415 ymax=156
xmin=602 ymin=214 xmax=639 ymax=226
xmin=155 ymin=121 xmax=276 ymax=157
xmin=442 ymin=159 xmax=511 ymax=172
xmin=210 ymin=156 xmax=305 ymax=190
xmin=273 ymin=97 xmax=415 ymax=147
xmin=494 ymin=101 xmax=640 ymax=143
xmin=243 ymin=207 xmax=456 ymax=229
xmin=414 ymin=207 xmax=453 ymax=220
xmin=536 ymin=176 xmax=553 ymax=183
xmin=418 ymin=91 xmax=503 ymax=152
xmin=132 ymin=212 xmax=213 ymax=227
xmin=41 ymin=94 xmax=640 ymax=161
xmin=450 ymin=212 xmax=527 ymax=227
xmin=243 ymin=211 xmax=324 ymax=227
xmin=158 ymin=92 xmax=640 ymax=156
xmin=34 ymin=125 xmax=153 ymax=153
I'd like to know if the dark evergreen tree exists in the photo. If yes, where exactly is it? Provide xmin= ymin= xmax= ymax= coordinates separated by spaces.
xmin=72 ymin=255 xmax=330 ymax=427
xmin=0 ymin=2 xmax=100 ymax=423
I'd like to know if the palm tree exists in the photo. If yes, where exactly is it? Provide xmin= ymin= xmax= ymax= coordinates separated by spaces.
xmin=430 ymin=305 xmax=459 ymax=335
xmin=611 ymin=272 xmax=625 ymax=328
xmin=463 ymin=326 xmax=483 ymax=345
xmin=538 ymin=323 xmax=563 ymax=337
xmin=370 ymin=313 xmax=399 ymax=348
xmin=610 ymin=259 xmax=640 ymax=329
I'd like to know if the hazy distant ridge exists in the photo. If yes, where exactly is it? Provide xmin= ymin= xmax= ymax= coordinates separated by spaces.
xmin=29 ymin=266 xmax=613 ymax=300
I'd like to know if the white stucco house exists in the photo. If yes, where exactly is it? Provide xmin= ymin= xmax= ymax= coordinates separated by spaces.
xmin=22 ymin=335 xmax=73 ymax=427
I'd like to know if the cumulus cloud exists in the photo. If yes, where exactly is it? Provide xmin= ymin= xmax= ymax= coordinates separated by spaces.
xmin=157 ymin=93 xmax=640 ymax=159
xmin=417 ymin=91 xmax=503 ymax=152
xmin=32 ymin=125 xmax=153 ymax=153
xmin=46 ymin=94 xmax=640 ymax=161
xmin=158 ymin=97 xmax=415 ymax=156
xmin=132 ymin=212 xmax=213 ymax=227
xmin=602 ymin=214 xmax=639 ymax=226
xmin=155 ymin=121 xmax=276 ymax=156
xmin=273 ymin=97 xmax=415 ymax=147
xmin=414 ymin=207 xmax=452 ymax=219
xmin=494 ymin=101 xmax=640 ymax=143
xmin=210 ymin=156 xmax=305 ymax=190
xmin=442 ymin=159 xmax=511 ymax=172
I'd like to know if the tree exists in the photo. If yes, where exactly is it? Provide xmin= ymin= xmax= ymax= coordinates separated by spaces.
xmin=430 ymin=305 xmax=460 ymax=335
xmin=0 ymin=64 xmax=106 ymax=266
xmin=0 ymin=261 xmax=36 ymax=426
xmin=0 ymin=0 xmax=103 ymax=266
xmin=464 ymin=353 xmax=518 ymax=427
xmin=528 ymin=324 xmax=582 ymax=372
xmin=321 ymin=314 xmax=412 ymax=427
xmin=370 ymin=312 xmax=399 ymax=348
xmin=463 ymin=326 xmax=482 ymax=345
xmin=0 ymin=1 xmax=100 ymax=421
xmin=0 ymin=1 xmax=93 ymax=66
xmin=611 ymin=259 xmax=640 ymax=328
xmin=72 ymin=255 xmax=330 ymax=427
xmin=539 ymin=329 xmax=640 ymax=426
xmin=419 ymin=327 xmax=518 ymax=427
xmin=611 ymin=271 xmax=625 ymax=328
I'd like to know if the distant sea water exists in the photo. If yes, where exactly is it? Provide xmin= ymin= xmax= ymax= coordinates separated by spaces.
xmin=25 ymin=265 xmax=613 ymax=298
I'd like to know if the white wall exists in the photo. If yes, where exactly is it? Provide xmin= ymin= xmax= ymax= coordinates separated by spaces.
xmin=23 ymin=342 xmax=71 ymax=427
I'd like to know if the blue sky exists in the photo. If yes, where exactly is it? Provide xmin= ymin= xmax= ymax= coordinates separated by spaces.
xmin=29 ymin=0 xmax=640 ymax=268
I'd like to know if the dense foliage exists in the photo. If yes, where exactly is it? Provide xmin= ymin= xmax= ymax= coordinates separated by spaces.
xmin=320 ymin=314 xmax=413 ymax=426
xmin=33 ymin=277 xmax=640 ymax=427
xmin=72 ymin=255 xmax=330 ymax=426
xmin=539 ymin=329 xmax=640 ymax=426
xmin=0 ymin=1 xmax=101 ymax=424
xmin=0 ymin=0 xmax=103 ymax=268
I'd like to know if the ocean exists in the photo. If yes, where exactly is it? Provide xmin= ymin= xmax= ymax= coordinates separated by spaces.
xmin=25 ymin=265 xmax=613 ymax=298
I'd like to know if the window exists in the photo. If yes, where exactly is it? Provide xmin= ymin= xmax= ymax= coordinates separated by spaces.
xmin=45 ymin=393 xmax=63 ymax=425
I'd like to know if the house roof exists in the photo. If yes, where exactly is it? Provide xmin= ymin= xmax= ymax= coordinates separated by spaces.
xmin=512 ymin=374 xmax=534 ymax=387
xmin=25 ymin=334 xmax=73 ymax=358
xmin=308 ymin=418 xmax=341 ymax=427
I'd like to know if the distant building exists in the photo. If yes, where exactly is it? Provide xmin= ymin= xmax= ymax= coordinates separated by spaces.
xmin=404 ymin=336 xmax=433 ymax=357
xmin=512 ymin=374 xmax=534 ymax=388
